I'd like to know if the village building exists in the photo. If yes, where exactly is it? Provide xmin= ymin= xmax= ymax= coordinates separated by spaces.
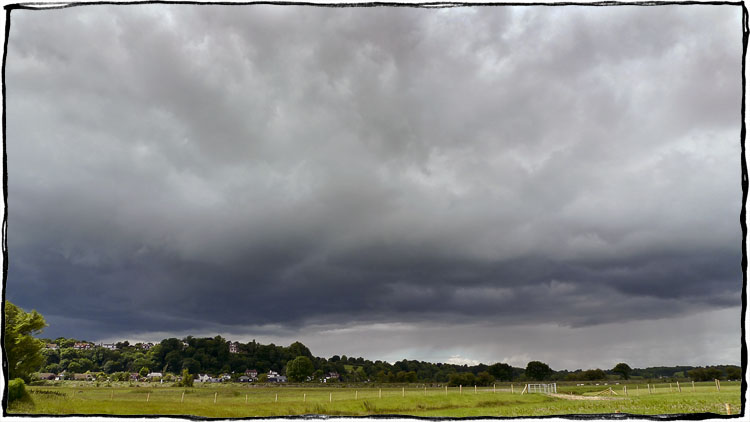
xmin=324 ymin=372 xmax=340 ymax=382
xmin=73 ymin=342 xmax=93 ymax=350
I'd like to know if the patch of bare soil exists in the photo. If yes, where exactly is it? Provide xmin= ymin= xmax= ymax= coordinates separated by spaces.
xmin=547 ymin=393 xmax=623 ymax=401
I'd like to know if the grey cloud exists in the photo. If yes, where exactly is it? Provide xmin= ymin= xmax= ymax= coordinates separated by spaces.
xmin=4 ymin=5 xmax=743 ymax=366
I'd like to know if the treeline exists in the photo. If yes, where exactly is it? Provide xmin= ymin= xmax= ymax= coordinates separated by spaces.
xmin=38 ymin=336 xmax=740 ymax=383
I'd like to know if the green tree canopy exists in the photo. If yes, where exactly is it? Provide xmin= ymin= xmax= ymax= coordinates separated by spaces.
xmin=525 ymin=361 xmax=553 ymax=381
xmin=286 ymin=356 xmax=314 ymax=382
xmin=612 ymin=363 xmax=632 ymax=380
xmin=4 ymin=301 xmax=47 ymax=382
xmin=488 ymin=362 xmax=514 ymax=381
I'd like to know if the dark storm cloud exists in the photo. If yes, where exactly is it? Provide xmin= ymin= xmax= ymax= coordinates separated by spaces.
xmin=4 ymin=4 xmax=742 ymax=352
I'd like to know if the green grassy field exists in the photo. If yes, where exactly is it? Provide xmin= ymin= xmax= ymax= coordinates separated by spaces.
xmin=8 ymin=381 xmax=742 ymax=417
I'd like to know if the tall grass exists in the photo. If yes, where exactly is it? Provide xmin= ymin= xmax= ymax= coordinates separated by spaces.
xmin=8 ymin=381 xmax=741 ymax=418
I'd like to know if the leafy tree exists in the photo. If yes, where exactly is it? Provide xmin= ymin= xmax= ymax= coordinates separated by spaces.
xmin=257 ymin=373 xmax=268 ymax=383
xmin=68 ymin=361 xmax=83 ymax=374
xmin=181 ymin=368 xmax=194 ymax=387
xmin=525 ymin=361 xmax=553 ymax=381
xmin=288 ymin=341 xmax=313 ymax=359
xmin=476 ymin=371 xmax=495 ymax=386
xmin=448 ymin=372 xmax=476 ymax=387
xmin=139 ymin=366 xmax=150 ymax=378
xmin=286 ymin=356 xmax=314 ymax=382
xmin=612 ymin=363 xmax=632 ymax=380
xmin=582 ymin=369 xmax=607 ymax=380
xmin=488 ymin=363 xmax=513 ymax=381
xmin=727 ymin=367 xmax=741 ymax=380
xmin=4 ymin=301 xmax=47 ymax=382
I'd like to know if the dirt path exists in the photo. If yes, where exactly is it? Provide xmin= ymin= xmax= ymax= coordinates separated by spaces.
xmin=547 ymin=393 xmax=623 ymax=401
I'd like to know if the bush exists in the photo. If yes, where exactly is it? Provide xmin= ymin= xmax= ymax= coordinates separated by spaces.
xmin=180 ymin=368 xmax=194 ymax=387
xmin=8 ymin=378 xmax=31 ymax=404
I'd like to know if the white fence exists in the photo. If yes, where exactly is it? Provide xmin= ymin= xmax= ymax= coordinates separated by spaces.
xmin=526 ymin=383 xmax=557 ymax=393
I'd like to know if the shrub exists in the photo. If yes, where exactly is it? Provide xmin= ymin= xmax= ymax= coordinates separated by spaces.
xmin=180 ymin=369 xmax=194 ymax=387
xmin=8 ymin=378 xmax=31 ymax=404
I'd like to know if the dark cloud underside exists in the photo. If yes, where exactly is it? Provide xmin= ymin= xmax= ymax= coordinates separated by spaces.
xmin=4 ymin=5 xmax=742 ymax=365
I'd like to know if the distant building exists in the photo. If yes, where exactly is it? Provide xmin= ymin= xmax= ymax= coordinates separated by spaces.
xmin=245 ymin=369 xmax=258 ymax=379
xmin=267 ymin=371 xmax=287 ymax=383
xmin=229 ymin=342 xmax=240 ymax=354
xmin=324 ymin=372 xmax=340 ymax=382
xmin=147 ymin=372 xmax=163 ymax=379
xmin=99 ymin=343 xmax=117 ymax=350
xmin=45 ymin=343 xmax=58 ymax=350
xmin=37 ymin=373 xmax=56 ymax=380
xmin=141 ymin=342 xmax=154 ymax=350
xmin=73 ymin=342 xmax=93 ymax=350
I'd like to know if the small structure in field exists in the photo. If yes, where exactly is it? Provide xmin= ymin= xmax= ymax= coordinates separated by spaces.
xmin=524 ymin=383 xmax=557 ymax=394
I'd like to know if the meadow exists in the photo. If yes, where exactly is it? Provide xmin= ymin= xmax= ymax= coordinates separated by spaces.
xmin=9 ymin=381 xmax=742 ymax=417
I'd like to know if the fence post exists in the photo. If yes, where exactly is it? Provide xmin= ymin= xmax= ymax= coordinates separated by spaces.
xmin=474 ymin=385 xmax=477 ymax=394
xmin=214 ymin=392 xmax=217 ymax=404
xmin=147 ymin=392 xmax=150 ymax=402
xmin=624 ymin=385 xmax=627 ymax=396
xmin=245 ymin=394 xmax=247 ymax=404
xmin=677 ymin=381 xmax=681 ymax=393
xmin=511 ymin=384 xmax=514 ymax=394
xmin=445 ymin=385 xmax=447 ymax=395
xmin=726 ymin=403 xmax=731 ymax=415
xmin=181 ymin=391 xmax=185 ymax=403
xmin=356 ymin=390 xmax=358 ymax=399
xmin=493 ymin=384 xmax=496 ymax=393
xmin=402 ymin=387 xmax=405 ymax=397
xmin=330 ymin=393 xmax=332 ymax=402
xmin=303 ymin=393 xmax=306 ymax=402
xmin=379 ymin=389 xmax=382 ymax=399
xmin=460 ymin=385 xmax=462 ymax=394
xmin=275 ymin=393 xmax=278 ymax=402
xmin=692 ymin=381 xmax=695 ymax=392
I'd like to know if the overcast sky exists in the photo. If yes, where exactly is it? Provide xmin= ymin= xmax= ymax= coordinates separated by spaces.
xmin=4 ymin=4 xmax=743 ymax=370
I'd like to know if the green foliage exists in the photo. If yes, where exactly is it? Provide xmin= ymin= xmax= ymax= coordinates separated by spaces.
xmin=525 ymin=361 xmax=552 ymax=381
xmin=4 ymin=302 xmax=47 ymax=382
xmin=181 ymin=368 xmax=194 ymax=387
xmin=8 ymin=378 xmax=31 ymax=404
xmin=286 ymin=356 xmax=314 ymax=382
xmin=257 ymin=374 xmax=269 ymax=383
xmin=139 ymin=367 xmax=149 ymax=378
xmin=612 ymin=363 xmax=632 ymax=380
xmin=687 ymin=367 xmax=724 ymax=381
xmin=448 ymin=372 xmax=476 ymax=387
xmin=581 ymin=369 xmax=607 ymax=381
xmin=726 ymin=367 xmax=741 ymax=380
xmin=488 ymin=363 xmax=513 ymax=381
xmin=476 ymin=371 xmax=495 ymax=386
